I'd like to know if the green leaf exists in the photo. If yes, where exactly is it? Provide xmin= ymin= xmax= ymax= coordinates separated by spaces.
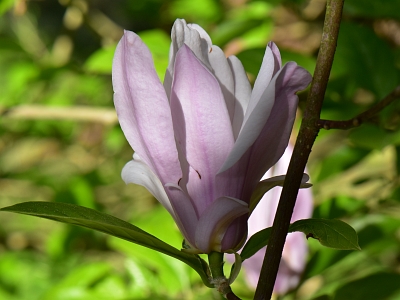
xmin=333 ymin=22 xmax=398 ymax=98
xmin=240 ymin=227 xmax=272 ymax=261
xmin=289 ymin=219 xmax=361 ymax=250
xmin=345 ymin=0 xmax=400 ymax=19
xmin=334 ymin=272 xmax=400 ymax=300
xmin=240 ymin=218 xmax=360 ymax=261
xmin=228 ymin=252 xmax=242 ymax=285
xmin=0 ymin=201 xmax=212 ymax=287
xmin=348 ymin=124 xmax=400 ymax=150
xmin=0 ymin=0 xmax=16 ymax=15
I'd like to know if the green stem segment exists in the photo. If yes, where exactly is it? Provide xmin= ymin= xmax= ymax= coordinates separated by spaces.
xmin=253 ymin=1 xmax=345 ymax=299
xmin=208 ymin=252 xmax=241 ymax=300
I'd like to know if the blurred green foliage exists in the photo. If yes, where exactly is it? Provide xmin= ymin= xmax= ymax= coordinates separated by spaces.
xmin=0 ymin=0 xmax=399 ymax=299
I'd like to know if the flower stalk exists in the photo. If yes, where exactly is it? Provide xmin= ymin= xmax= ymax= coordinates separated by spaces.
xmin=208 ymin=252 xmax=241 ymax=299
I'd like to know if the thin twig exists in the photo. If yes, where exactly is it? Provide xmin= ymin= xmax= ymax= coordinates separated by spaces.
xmin=0 ymin=105 xmax=118 ymax=125
xmin=318 ymin=85 xmax=400 ymax=130
xmin=253 ymin=1 xmax=345 ymax=299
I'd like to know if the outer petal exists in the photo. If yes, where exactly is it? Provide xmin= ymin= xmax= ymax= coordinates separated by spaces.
xmin=228 ymin=55 xmax=252 ymax=138
xmin=170 ymin=45 xmax=235 ymax=215
xmin=122 ymin=154 xmax=199 ymax=246
xmin=112 ymin=31 xmax=182 ymax=185
xmin=187 ymin=23 xmax=212 ymax=46
xmin=268 ymin=41 xmax=282 ymax=76
xmin=163 ymin=184 xmax=199 ymax=248
xmin=170 ymin=19 xmax=212 ymax=68
xmin=164 ymin=19 xmax=212 ymax=98
xmin=195 ymin=196 xmax=249 ymax=253
xmin=243 ymin=62 xmax=312 ymax=186
xmin=121 ymin=154 xmax=174 ymax=217
xmin=219 ymin=64 xmax=279 ymax=174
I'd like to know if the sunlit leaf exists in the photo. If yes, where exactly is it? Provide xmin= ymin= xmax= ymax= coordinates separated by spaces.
xmin=0 ymin=0 xmax=17 ymax=16
xmin=168 ymin=0 xmax=221 ymax=24
xmin=0 ymin=201 xmax=212 ymax=287
xmin=84 ymin=45 xmax=116 ymax=74
xmin=289 ymin=219 xmax=361 ymax=250
xmin=240 ymin=218 xmax=360 ymax=261
xmin=211 ymin=19 xmax=264 ymax=46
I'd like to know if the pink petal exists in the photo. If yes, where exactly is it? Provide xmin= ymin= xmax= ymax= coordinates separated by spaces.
xmin=195 ymin=196 xmax=249 ymax=253
xmin=220 ymin=214 xmax=248 ymax=252
xmin=282 ymin=232 xmax=308 ymax=272
xmin=170 ymin=45 xmax=235 ymax=215
xmin=163 ymin=184 xmax=199 ymax=247
xmin=112 ymin=30 xmax=182 ymax=186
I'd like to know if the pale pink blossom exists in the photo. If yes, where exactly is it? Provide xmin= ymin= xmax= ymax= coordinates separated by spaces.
xmin=243 ymin=146 xmax=313 ymax=294
xmin=112 ymin=19 xmax=312 ymax=254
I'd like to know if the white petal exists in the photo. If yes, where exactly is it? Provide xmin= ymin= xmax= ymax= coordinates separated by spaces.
xmin=228 ymin=55 xmax=252 ymax=138
xmin=245 ymin=46 xmax=274 ymax=123
xmin=164 ymin=19 xmax=213 ymax=99
xmin=208 ymin=45 xmax=235 ymax=122
xmin=121 ymin=154 xmax=174 ymax=217
xmin=187 ymin=23 xmax=212 ymax=47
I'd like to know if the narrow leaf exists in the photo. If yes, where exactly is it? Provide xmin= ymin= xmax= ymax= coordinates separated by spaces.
xmin=289 ymin=218 xmax=361 ymax=250
xmin=228 ymin=252 xmax=242 ymax=285
xmin=249 ymin=174 xmax=311 ymax=214
xmin=240 ymin=227 xmax=272 ymax=261
xmin=0 ymin=201 xmax=213 ymax=287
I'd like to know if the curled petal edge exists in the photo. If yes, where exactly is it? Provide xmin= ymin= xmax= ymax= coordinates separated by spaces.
xmin=195 ymin=196 xmax=249 ymax=253
xmin=122 ymin=154 xmax=175 ymax=217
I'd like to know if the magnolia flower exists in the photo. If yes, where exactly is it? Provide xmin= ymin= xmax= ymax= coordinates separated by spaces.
xmin=243 ymin=146 xmax=313 ymax=294
xmin=112 ymin=19 xmax=312 ymax=254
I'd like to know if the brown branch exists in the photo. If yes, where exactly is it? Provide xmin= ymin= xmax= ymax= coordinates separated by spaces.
xmin=226 ymin=291 xmax=242 ymax=300
xmin=253 ymin=1 xmax=345 ymax=299
xmin=317 ymin=85 xmax=400 ymax=130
